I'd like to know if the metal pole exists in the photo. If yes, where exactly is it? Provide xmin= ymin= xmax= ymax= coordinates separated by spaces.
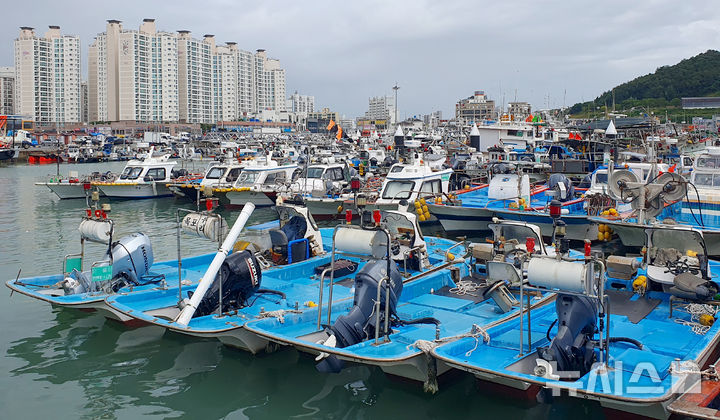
xmin=519 ymin=274 xmax=524 ymax=356
xmin=176 ymin=209 xmax=183 ymax=303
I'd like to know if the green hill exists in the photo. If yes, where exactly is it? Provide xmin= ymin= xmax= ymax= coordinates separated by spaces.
xmin=569 ymin=50 xmax=720 ymax=116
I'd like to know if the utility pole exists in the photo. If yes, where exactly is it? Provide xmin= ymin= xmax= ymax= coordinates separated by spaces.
xmin=392 ymin=83 xmax=400 ymax=126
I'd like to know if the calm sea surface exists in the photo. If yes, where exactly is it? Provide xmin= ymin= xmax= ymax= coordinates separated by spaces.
xmin=0 ymin=161 xmax=603 ymax=419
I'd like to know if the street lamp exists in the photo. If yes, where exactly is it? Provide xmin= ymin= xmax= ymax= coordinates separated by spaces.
xmin=392 ymin=83 xmax=400 ymax=126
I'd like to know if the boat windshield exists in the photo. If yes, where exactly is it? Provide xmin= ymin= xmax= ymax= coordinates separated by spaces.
xmin=236 ymin=171 xmax=259 ymax=185
xmin=693 ymin=172 xmax=720 ymax=187
xmin=205 ymin=167 xmax=226 ymax=179
xmin=277 ymin=205 xmax=317 ymax=231
xmin=120 ymin=166 xmax=143 ymax=180
xmin=696 ymin=156 xmax=720 ymax=170
xmin=382 ymin=211 xmax=418 ymax=242
xmin=650 ymin=229 xmax=705 ymax=257
xmin=306 ymin=167 xmax=325 ymax=178
xmin=593 ymin=171 xmax=608 ymax=185
xmin=490 ymin=223 xmax=544 ymax=253
xmin=382 ymin=180 xmax=415 ymax=200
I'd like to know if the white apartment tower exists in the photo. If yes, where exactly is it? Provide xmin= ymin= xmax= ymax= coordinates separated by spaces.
xmin=177 ymin=31 xmax=213 ymax=123
xmin=0 ymin=67 xmax=14 ymax=115
xmin=289 ymin=91 xmax=314 ymax=114
xmin=254 ymin=49 xmax=285 ymax=112
xmin=15 ymin=26 xmax=81 ymax=123
xmin=87 ymin=19 xmax=287 ymax=123
xmin=88 ymin=19 xmax=179 ymax=122
xmin=211 ymin=40 xmax=239 ymax=122
xmin=365 ymin=96 xmax=396 ymax=124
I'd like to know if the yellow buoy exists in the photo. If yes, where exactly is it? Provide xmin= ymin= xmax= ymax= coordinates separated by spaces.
xmin=305 ymin=301 xmax=318 ymax=308
xmin=598 ymin=224 xmax=606 ymax=233
xmin=632 ymin=275 xmax=647 ymax=292
xmin=687 ymin=250 xmax=698 ymax=257
xmin=700 ymin=314 xmax=715 ymax=327
xmin=445 ymin=252 xmax=455 ymax=261
xmin=337 ymin=205 xmax=343 ymax=213
xmin=420 ymin=198 xmax=426 ymax=206
xmin=418 ymin=214 xmax=427 ymax=222
xmin=597 ymin=232 xmax=604 ymax=241
xmin=604 ymin=231 xmax=611 ymax=241
xmin=422 ymin=205 xmax=429 ymax=213
xmin=414 ymin=200 xmax=421 ymax=208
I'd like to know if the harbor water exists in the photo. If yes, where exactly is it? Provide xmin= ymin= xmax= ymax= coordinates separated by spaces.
xmin=0 ymin=162 xmax=603 ymax=419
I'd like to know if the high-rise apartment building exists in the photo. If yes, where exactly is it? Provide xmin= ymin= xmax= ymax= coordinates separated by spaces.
xmin=14 ymin=26 xmax=81 ymax=123
xmin=88 ymin=19 xmax=179 ymax=122
xmin=177 ymin=32 xmax=212 ymax=123
xmin=87 ymin=19 xmax=286 ymax=124
xmin=289 ymin=91 xmax=314 ymax=114
xmin=0 ymin=67 xmax=14 ymax=115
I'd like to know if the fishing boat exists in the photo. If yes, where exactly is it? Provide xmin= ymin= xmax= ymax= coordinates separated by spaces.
xmin=432 ymin=224 xmax=720 ymax=419
xmin=591 ymin=164 xmax=720 ymax=255
xmin=167 ymin=161 xmax=242 ymax=203
xmin=36 ymin=170 xmax=115 ymax=199
xmin=428 ymin=165 xmax=588 ymax=239
xmin=102 ymin=205 xmax=471 ymax=361
xmin=245 ymin=218 xmax=578 ymax=390
xmin=5 ymin=206 xmax=218 ymax=324
xmin=302 ymin=157 xmax=452 ymax=222
xmin=93 ymin=148 xmax=178 ymax=199
xmin=210 ymin=158 xmax=298 ymax=208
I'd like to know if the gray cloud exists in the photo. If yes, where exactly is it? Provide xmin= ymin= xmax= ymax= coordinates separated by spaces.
xmin=3 ymin=0 xmax=719 ymax=119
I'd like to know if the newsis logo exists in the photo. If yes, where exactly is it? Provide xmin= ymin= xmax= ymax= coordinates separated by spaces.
xmin=541 ymin=360 xmax=702 ymax=397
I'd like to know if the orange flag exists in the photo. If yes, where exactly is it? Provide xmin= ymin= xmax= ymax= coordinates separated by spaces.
xmin=336 ymin=126 xmax=343 ymax=140
xmin=327 ymin=120 xmax=336 ymax=131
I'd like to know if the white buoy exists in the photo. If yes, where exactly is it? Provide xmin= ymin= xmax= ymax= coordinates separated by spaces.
xmin=175 ymin=203 xmax=256 ymax=326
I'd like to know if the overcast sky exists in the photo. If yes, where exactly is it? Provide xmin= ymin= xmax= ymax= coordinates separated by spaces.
xmin=3 ymin=0 xmax=719 ymax=119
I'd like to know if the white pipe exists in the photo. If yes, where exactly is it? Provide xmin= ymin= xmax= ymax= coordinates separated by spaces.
xmin=175 ymin=203 xmax=255 ymax=326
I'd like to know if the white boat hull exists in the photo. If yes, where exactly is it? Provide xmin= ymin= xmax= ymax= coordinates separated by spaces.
xmin=97 ymin=183 xmax=172 ymax=199
xmin=224 ymin=190 xmax=276 ymax=208
xmin=427 ymin=204 xmax=495 ymax=232
xmin=39 ymin=182 xmax=97 ymax=199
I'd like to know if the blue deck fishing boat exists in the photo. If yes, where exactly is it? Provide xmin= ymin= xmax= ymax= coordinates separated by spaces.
xmin=243 ymin=219 xmax=583 ymax=391
xmin=102 ymin=207 xmax=466 ymax=358
xmin=432 ymin=226 xmax=720 ymax=418
xmin=429 ymin=167 xmax=590 ymax=240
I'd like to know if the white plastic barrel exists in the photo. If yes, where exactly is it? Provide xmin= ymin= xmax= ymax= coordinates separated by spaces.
xmin=527 ymin=258 xmax=588 ymax=293
xmin=78 ymin=219 xmax=113 ymax=243
xmin=335 ymin=228 xmax=388 ymax=259
xmin=181 ymin=212 xmax=228 ymax=242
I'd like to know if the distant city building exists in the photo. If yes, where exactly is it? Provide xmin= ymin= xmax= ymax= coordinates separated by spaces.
xmin=682 ymin=97 xmax=720 ymax=109
xmin=307 ymin=107 xmax=340 ymax=133
xmin=289 ymin=91 xmax=314 ymax=114
xmin=80 ymin=81 xmax=88 ymax=123
xmin=88 ymin=19 xmax=179 ymax=123
xmin=15 ymin=26 xmax=81 ymax=123
xmin=87 ymin=19 xmax=287 ymax=124
xmin=455 ymin=91 xmax=496 ymax=124
xmin=507 ymin=101 xmax=531 ymax=121
xmin=423 ymin=110 xmax=442 ymax=128
xmin=0 ymin=66 xmax=14 ymax=115
xmin=365 ymin=95 xmax=396 ymax=125
xmin=177 ymin=31 xmax=213 ymax=123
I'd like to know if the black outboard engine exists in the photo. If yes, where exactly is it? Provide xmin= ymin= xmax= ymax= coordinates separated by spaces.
xmin=189 ymin=250 xmax=262 ymax=317
xmin=536 ymin=294 xmax=598 ymax=379
xmin=317 ymin=260 xmax=403 ymax=373
xmin=547 ymin=173 xmax=575 ymax=202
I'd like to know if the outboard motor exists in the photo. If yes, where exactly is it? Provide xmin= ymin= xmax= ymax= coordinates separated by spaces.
xmin=536 ymin=294 xmax=598 ymax=379
xmin=189 ymin=250 xmax=262 ymax=317
xmin=62 ymin=233 xmax=154 ymax=295
xmin=547 ymin=173 xmax=575 ymax=202
xmin=317 ymin=260 xmax=403 ymax=373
